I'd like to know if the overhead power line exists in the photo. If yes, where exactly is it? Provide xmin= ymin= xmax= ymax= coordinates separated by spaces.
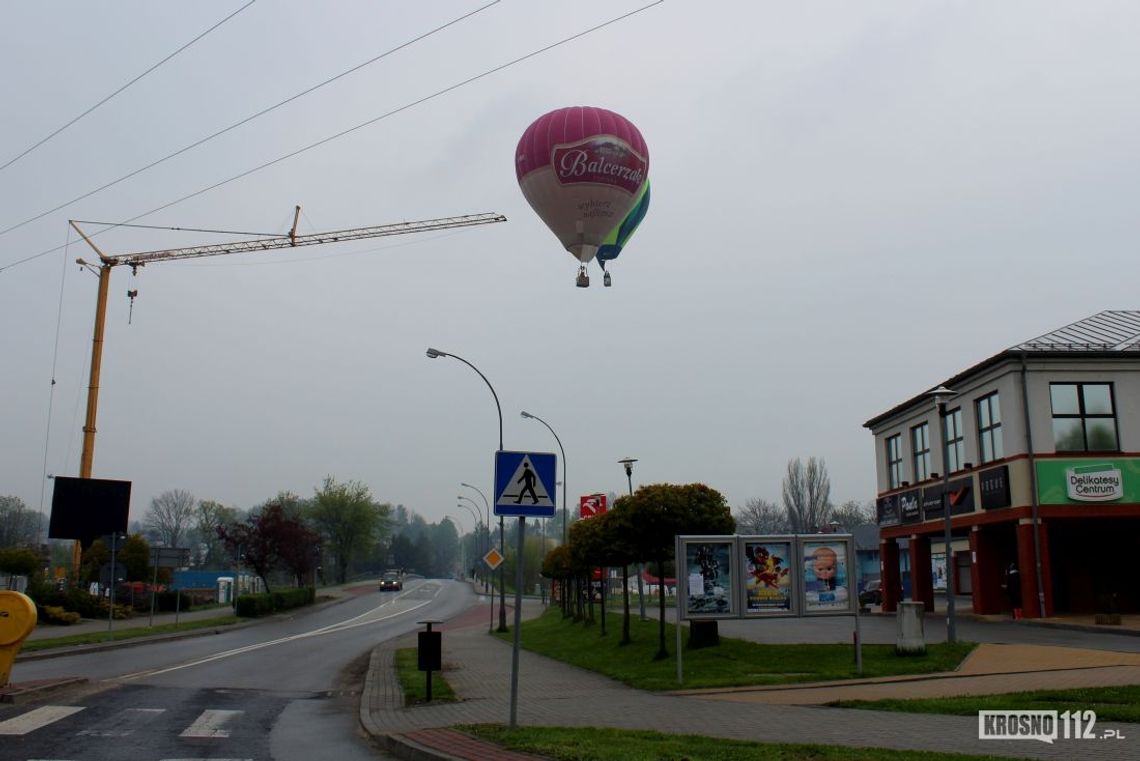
xmin=0 ymin=0 xmax=256 ymax=174
xmin=0 ymin=0 xmax=663 ymax=275
xmin=0 ymin=0 xmax=500 ymax=241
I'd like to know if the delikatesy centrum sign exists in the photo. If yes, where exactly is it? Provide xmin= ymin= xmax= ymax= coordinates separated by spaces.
xmin=1035 ymin=458 xmax=1140 ymax=504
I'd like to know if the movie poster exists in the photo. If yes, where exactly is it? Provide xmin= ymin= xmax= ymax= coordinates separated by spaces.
xmin=683 ymin=540 xmax=734 ymax=617
xmin=801 ymin=539 xmax=851 ymax=614
xmin=741 ymin=539 xmax=795 ymax=615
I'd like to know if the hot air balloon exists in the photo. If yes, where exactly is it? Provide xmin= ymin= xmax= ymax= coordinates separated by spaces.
xmin=596 ymin=179 xmax=650 ymax=287
xmin=515 ymin=106 xmax=649 ymax=287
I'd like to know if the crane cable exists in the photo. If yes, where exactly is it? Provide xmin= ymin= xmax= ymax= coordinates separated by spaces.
xmin=37 ymin=226 xmax=74 ymax=541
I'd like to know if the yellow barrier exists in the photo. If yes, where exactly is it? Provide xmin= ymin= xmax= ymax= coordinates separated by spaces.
xmin=0 ymin=591 xmax=37 ymax=687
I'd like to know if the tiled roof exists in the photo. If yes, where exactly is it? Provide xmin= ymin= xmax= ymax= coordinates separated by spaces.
xmin=1012 ymin=310 xmax=1140 ymax=352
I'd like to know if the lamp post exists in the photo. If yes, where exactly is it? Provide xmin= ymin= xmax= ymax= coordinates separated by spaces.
xmin=456 ymin=498 xmax=483 ymax=585
xmin=618 ymin=456 xmax=646 ymax=621
xmin=461 ymin=481 xmax=503 ymax=632
xmin=520 ymin=411 xmax=567 ymax=545
xmin=928 ymin=385 xmax=958 ymax=644
xmin=427 ymin=347 xmax=509 ymax=633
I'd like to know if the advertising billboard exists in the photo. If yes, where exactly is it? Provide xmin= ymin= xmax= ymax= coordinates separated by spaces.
xmin=800 ymin=537 xmax=856 ymax=615
xmin=739 ymin=537 xmax=796 ymax=616
xmin=678 ymin=538 xmax=735 ymax=618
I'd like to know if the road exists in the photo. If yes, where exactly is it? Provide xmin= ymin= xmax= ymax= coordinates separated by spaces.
xmin=1 ymin=578 xmax=479 ymax=761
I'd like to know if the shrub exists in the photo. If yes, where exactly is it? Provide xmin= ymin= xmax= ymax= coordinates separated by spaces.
xmin=40 ymin=605 xmax=81 ymax=625
xmin=234 ymin=586 xmax=315 ymax=618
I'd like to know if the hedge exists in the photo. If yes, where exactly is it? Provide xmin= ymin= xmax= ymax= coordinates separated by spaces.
xmin=234 ymin=586 xmax=315 ymax=618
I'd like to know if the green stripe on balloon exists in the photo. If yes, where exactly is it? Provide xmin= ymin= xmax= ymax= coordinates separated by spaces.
xmin=597 ymin=180 xmax=651 ymax=268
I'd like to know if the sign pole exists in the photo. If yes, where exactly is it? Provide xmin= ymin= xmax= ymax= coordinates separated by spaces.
xmin=509 ymin=516 xmax=526 ymax=729
xmin=149 ymin=551 xmax=159 ymax=627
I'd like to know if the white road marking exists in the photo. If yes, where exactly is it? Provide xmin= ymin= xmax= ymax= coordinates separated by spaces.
xmin=178 ymin=709 xmax=243 ymax=738
xmin=120 ymin=583 xmax=439 ymax=680
xmin=77 ymin=707 xmax=165 ymax=736
xmin=0 ymin=705 xmax=85 ymax=735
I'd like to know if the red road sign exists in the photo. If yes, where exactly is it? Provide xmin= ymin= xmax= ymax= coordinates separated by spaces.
xmin=579 ymin=493 xmax=608 ymax=519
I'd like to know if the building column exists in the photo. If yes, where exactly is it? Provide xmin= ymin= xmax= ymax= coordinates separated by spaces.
xmin=1017 ymin=518 xmax=1053 ymax=618
xmin=969 ymin=527 xmax=999 ymax=615
xmin=880 ymin=539 xmax=901 ymax=613
xmin=909 ymin=534 xmax=934 ymax=612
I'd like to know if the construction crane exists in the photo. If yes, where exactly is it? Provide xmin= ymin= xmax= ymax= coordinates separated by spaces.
xmin=66 ymin=208 xmax=506 ymax=573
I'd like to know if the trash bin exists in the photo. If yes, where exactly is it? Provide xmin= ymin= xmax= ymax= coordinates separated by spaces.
xmin=417 ymin=620 xmax=442 ymax=701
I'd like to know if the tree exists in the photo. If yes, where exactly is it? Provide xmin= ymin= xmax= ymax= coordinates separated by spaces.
xmin=195 ymin=500 xmax=239 ymax=568
xmin=308 ymin=477 xmax=387 ymax=583
xmin=0 ymin=495 xmax=42 ymax=548
xmin=217 ymin=503 xmax=317 ymax=592
xmin=782 ymin=457 xmax=832 ymax=533
xmin=829 ymin=500 xmax=875 ymax=533
xmin=625 ymin=483 xmax=735 ymax=659
xmin=144 ymin=489 xmax=197 ymax=548
xmin=734 ymin=498 xmax=791 ymax=534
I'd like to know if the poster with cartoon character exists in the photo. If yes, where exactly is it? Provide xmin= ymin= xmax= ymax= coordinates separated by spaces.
xmin=679 ymin=538 xmax=735 ymax=618
xmin=800 ymin=537 xmax=854 ymax=614
xmin=740 ymin=537 xmax=796 ymax=616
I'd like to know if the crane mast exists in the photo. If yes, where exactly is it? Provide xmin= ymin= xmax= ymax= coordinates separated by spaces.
xmin=66 ymin=209 xmax=506 ymax=575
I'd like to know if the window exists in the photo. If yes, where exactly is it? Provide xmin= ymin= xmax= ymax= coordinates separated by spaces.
xmin=976 ymin=392 xmax=1003 ymax=463
xmin=911 ymin=423 xmax=930 ymax=481
xmin=1050 ymin=383 xmax=1118 ymax=452
xmin=942 ymin=408 xmax=964 ymax=472
xmin=886 ymin=434 xmax=903 ymax=489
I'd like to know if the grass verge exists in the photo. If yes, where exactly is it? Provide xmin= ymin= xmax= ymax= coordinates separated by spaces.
xmin=496 ymin=607 xmax=975 ymax=691
xmin=462 ymin=725 xmax=1009 ymax=761
xmin=832 ymin=684 xmax=1140 ymax=723
xmin=22 ymin=615 xmax=241 ymax=652
xmin=394 ymin=647 xmax=458 ymax=705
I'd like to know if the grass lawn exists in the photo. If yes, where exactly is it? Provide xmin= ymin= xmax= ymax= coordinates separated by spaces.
xmin=495 ymin=607 xmax=975 ymax=691
xmin=462 ymin=725 xmax=1011 ymax=761
xmin=21 ymin=615 xmax=241 ymax=652
xmin=833 ymin=684 xmax=1140 ymax=723
xmin=394 ymin=647 xmax=458 ymax=705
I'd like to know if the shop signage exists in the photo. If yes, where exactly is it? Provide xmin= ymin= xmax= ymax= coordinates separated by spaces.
xmin=898 ymin=489 xmax=922 ymax=523
xmin=979 ymin=465 xmax=1012 ymax=510
xmin=1036 ymin=458 xmax=1140 ymax=504
xmin=876 ymin=494 xmax=899 ymax=526
xmin=922 ymin=478 xmax=975 ymax=518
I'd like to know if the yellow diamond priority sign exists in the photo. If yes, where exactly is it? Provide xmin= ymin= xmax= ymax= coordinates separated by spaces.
xmin=483 ymin=548 xmax=504 ymax=571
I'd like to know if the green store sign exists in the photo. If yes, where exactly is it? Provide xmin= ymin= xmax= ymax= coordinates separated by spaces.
xmin=1036 ymin=458 xmax=1140 ymax=504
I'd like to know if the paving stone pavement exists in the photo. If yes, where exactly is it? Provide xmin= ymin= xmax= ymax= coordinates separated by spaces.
xmin=360 ymin=600 xmax=1140 ymax=761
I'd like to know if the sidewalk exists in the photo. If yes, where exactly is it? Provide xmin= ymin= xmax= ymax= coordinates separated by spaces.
xmin=362 ymin=600 xmax=1140 ymax=761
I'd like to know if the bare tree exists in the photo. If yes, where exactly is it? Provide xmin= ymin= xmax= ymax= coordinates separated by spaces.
xmin=734 ymin=497 xmax=791 ymax=534
xmin=196 ymin=500 xmax=239 ymax=567
xmin=829 ymin=499 xmax=875 ymax=532
xmin=0 ymin=495 xmax=43 ymax=548
xmin=144 ymin=489 xmax=197 ymax=548
xmin=781 ymin=457 xmax=832 ymax=532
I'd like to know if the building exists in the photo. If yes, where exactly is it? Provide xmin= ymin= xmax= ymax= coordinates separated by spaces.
xmin=863 ymin=311 xmax=1140 ymax=618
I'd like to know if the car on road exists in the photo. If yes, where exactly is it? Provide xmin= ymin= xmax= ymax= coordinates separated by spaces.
xmin=379 ymin=571 xmax=402 ymax=592
xmin=859 ymin=579 xmax=882 ymax=607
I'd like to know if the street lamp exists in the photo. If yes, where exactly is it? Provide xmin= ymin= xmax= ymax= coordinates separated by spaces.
xmin=426 ymin=346 xmax=508 ymax=632
xmin=618 ymin=457 xmax=646 ymax=621
xmin=928 ymin=385 xmax=958 ymax=644
xmin=456 ymin=497 xmax=484 ymax=587
xmin=462 ymin=481 xmax=504 ymax=632
xmin=520 ymin=411 xmax=567 ymax=545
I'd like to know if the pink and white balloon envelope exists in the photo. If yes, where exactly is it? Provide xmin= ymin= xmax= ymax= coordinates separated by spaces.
xmin=515 ymin=106 xmax=649 ymax=272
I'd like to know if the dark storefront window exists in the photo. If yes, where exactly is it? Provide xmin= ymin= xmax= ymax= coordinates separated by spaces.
xmin=1050 ymin=382 xmax=1118 ymax=452
xmin=942 ymin=407 xmax=964 ymax=472
xmin=911 ymin=422 xmax=930 ymax=481
xmin=976 ymin=392 xmax=1003 ymax=463
xmin=886 ymin=434 xmax=902 ymax=489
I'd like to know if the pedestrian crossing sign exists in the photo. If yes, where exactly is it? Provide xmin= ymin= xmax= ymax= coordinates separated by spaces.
xmin=494 ymin=450 xmax=557 ymax=517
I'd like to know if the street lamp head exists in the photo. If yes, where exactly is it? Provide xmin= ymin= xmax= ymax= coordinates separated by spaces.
xmin=618 ymin=456 xmax=638 ymax=474
xmin=425 ymin=347 xmax=446 ymax=359
xmin=520 ymin=410 xmax=533 ymax=419
xmin=926 ymin=385 xmax=957 ymax=406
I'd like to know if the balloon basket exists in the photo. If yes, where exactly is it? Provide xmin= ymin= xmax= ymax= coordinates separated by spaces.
xmin=576 ymin=267 xmax=590 ymax=288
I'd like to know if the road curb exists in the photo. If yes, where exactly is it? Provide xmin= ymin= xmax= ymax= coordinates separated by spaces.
xmin=0 ymin=676 xmax=89 ymax=704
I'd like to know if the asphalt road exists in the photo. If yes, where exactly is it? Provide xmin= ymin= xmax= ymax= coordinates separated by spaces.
xmin=1 ymin=578 xmax=479 ymax=761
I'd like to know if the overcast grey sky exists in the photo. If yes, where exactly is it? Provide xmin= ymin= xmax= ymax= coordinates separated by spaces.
xmin=3 ymin=1 xmax=1139 ymax=532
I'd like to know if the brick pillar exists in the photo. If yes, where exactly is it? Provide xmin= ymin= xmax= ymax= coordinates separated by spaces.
xmin=909 ymin=534 xmax=934 ymax=612
xmin=970 ymin=527 xmax=1001 ymax=614
xmin=880 ymin=540 xmax=901 ymax=613
xmin=1017 ymin=519 xmax=1053 ymax=618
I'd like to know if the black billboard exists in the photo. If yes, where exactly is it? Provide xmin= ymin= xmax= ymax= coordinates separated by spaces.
xmin=979 ymin=464 xmax=1012 ymax=510
xmin=922 ymin=477 xmax=975 ymax=518
xmin=898 ymin=489 xmax=922 ymax=524
xmin=49 ymin=476 xmax=131 ymax=548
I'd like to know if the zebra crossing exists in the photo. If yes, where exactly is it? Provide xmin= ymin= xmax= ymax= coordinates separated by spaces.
xmin=0 ymin=703 xmax=254 ymax=760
